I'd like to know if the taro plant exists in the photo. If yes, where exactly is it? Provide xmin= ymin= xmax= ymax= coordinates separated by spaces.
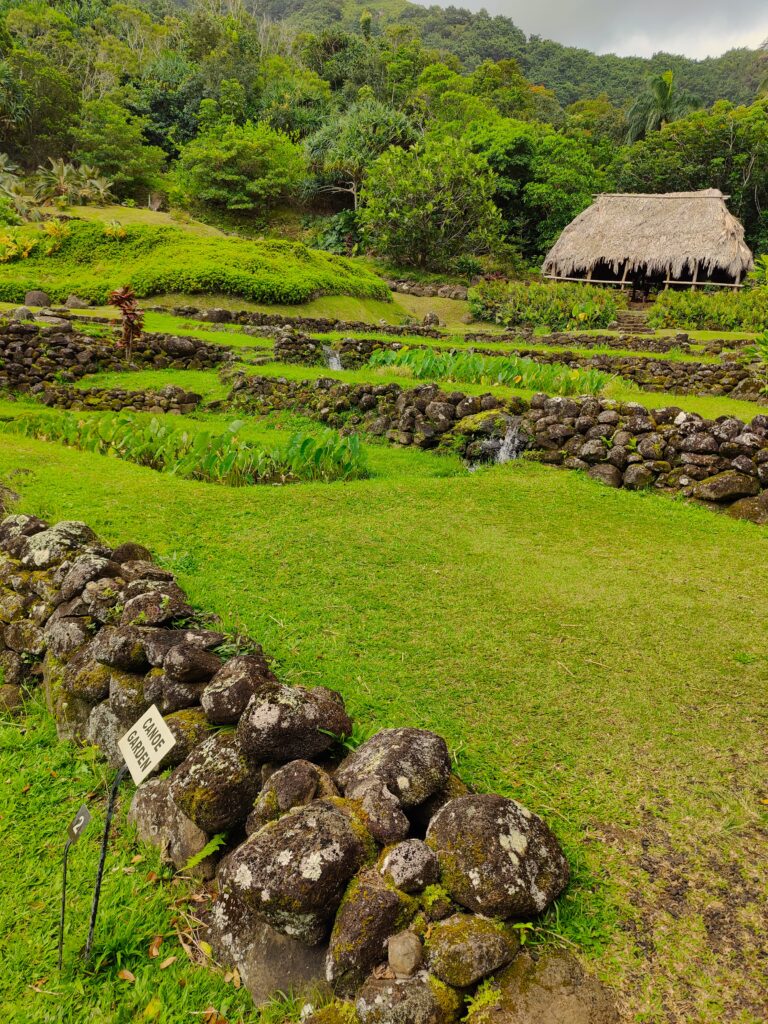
xmin=368 ymin=346 xmax=613 ymax=396
xmin=2 ymin=412 xmax=370 ymax=486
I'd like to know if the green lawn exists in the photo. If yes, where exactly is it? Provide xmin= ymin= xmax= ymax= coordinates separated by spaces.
xmin=0 ymin=430 xmax=766 ymax=1022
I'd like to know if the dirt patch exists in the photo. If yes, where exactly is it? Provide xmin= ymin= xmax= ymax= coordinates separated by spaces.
xmin=592 ymin=812 xmax=768 ymax=1023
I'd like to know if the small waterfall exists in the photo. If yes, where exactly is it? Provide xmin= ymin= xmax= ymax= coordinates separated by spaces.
xmin=495 ymin=424 xmax=526 ymax=464
xmin=323 ymin=345 xmax=343 ymax=371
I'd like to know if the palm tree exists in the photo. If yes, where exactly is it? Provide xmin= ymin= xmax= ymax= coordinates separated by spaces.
xmin=33 ymin=158 xmax=80 ymax=203
xmin=626 ymin=70 xmax=699 ymax=143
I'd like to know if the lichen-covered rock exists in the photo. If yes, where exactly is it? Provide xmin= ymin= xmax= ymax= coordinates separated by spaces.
xmin=380 ymin=841 xmax=439 ymax=893
xmin=91 ymin=625 xmax=149 ymax=672
xmin=327 ymin=871 xmax=417 ymax=995
xmin=119 ymin=560 xmax=174 ymax=583
xmin=388 ymin=930 xmax=423 ymax=978
xmin=162 ymin=708 xmax=212 ymax=768
xmin=463 ymin=950 xmax=619 ymax=1024
xmin=693 ymin=470 xmax=760 ymax=502
xmin=587 ymin=464 xmax=622 ymax=488
xmin=128 ymin=776 xmax=218 ymax=879
xmin=425 ymin=913 xmax=519 ymax=987
xmin=205 ymin=886 xmax=330 ymax=1005
xmin=59 ymin=554 xmax=122 ymax=602
xmin=120 ymin=583 xmax=194 ymax=626
xmin=356 ymin=974 xmax=461 ymax=1023
xmin=221 ymin=800 xmax=370 ymax=944
xmin=728 ymin=490 xmax=768 ymax=525
xmin=81 ymin=577 xmax=125 ymax=624
xmin=247 ymin=759 xmax=337 ymax=833
xmin=3 ymin=618 xmax=46 ymax=655
xmin=44 ymin=614 xmax=94 ymax=660
xmin=0 ymin=514 xmax=47 ymax=550
xmin=85 ymin=700 xmax=123 ymax=767
xmin=348 ymin=779 xmax=410 ymax=845
xmin=169 ymin=731 xmax=261 ymax=833
xmin=336 ymin=729 xmax=450 ymax=808
xmin=109 ymin=669 xmax=150 ymax=725
xmin=145 ymin=669 xmax=205 ymax=714
xmin=201 ymin=653 xmax=277 ymax=724
xmin=20 ymin=521 xmax=97 ymax=569
xmin=426 ymin=794 xmax=569 ymax=918
xmin=63 ymin=648 xmax=112 ymax=703
xmin=236 ymin=684 xmax=352 ymax=762
xmin=140 ymin=626 xmax=225 ymax=668
xmin=164 ymin=642 xmax=222 ymax=684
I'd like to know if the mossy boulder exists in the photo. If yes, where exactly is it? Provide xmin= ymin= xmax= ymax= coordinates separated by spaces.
xmin=19 ymin=520 xmax=97 ymax=569
xmin=201 ymin=653 xmax=277 ymax=724
xmin=336 ymin=728 xmax=450 ymax=809
xmin=62 ymin=649 xmax=112 ymax=703
xmin=356 ymin=974 xmax=461 ymax=1023
xmin=693 ymin=470 xmax=760 ymax=503
xmin=221 ymin=800 xmax=370 ymax=945
xmin=163 ymin=641 xmax=222 ymax=684
xmin=3 ymin=617 xmax=46 ymax=656
xmin=425 ymin=913 xmax=519 ymax=987
xmin=327 ymin=870 xmax=418 ymax=995
xmin=91 ymin=625 xmax=149 ymax=672
xmin=162 ymin=708 xmax=212 ymax=769
xmin=426 ymin=794 xmax=569 ymax=918
xmin=305 ymin=1001 xmax=360 ymax=1024
xmin=247 ymin=759 xmax=337 ymax=833
xmin=379 ymin=840 xmax=439 ymax=894
xmin=169 ymin=731 xmax=261 ymax=833
xmin=463 ymin=950 xmax=619 ymax=1024
xmin=236 ymin=684 xmax=352 ymax=762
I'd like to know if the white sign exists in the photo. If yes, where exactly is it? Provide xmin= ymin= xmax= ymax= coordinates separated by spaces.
xmin=117 ymin=705 xmax=177 ymax=786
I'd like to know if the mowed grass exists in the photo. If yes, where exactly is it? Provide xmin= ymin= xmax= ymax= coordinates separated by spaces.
xmin=0 ymin=433 xmax=766 ymax=1021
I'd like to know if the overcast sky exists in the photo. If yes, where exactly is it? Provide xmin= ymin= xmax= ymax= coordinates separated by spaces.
xmin=421 ymin=1 xmax=768 ymax=59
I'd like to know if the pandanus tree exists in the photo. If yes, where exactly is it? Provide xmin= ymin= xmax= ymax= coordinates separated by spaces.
xmin=626 ymin=70 xmax=699 ymax=143
xmin=108 ymin=286 xmax=144 ymax=362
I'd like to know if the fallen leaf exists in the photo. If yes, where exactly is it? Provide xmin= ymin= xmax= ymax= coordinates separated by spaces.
xmin=131 ymin=854 xmax=145 ymax=865
xmin=198 ymin=940 xmax=213 ymax=959
xmin=201 ymin=1008 xmax=227 ymax=1024
xmin=232 ymin=967 xmax=241 ymax=990
xmin=159 ymin=956 xmax=177 ymax=970
xmin=148 ymin=935 xmax=163 ymax=959
xmin=117 ymin=969 xmax=135 ymax=983
xmin=146 ymin=871 xmax=159 ymax=883
xmin=21 ymin=784 xmax=30 ymax=794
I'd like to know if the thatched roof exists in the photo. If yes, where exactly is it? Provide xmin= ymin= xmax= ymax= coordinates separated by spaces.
xmin=542 ymin=189 xmax=753 ymax=282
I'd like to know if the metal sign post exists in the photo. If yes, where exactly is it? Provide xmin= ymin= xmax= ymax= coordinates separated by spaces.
xmin=83 ymin=706 xmax=176 ymax=961
xmin=58 ymin=804 xmax=92 ymax=971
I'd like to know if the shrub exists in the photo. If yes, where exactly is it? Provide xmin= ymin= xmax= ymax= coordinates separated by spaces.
xmin=648 ymin=288 xmax=768 ymax=332
xmin=468 ymin=279 xmax=625 ymax=331
xmin=0 ymin=221 xmax=390 ymax=305
xmin=368 ymin=346 xmax=612 ymax=396
xmin=3 ymin=412 xmax=369 ymax=485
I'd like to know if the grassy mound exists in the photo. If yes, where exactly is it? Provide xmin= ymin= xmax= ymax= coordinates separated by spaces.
xmin=0 ymin=222 xmax=390 ymax=305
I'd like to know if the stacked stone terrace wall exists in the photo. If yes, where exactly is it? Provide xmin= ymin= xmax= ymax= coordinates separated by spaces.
xmin=0 ymin=319 xmax=228 ymax=393
xmin=0 ymin=513 xmax=617 ymax=1022
xmin=273 ymin=334 xmax=766 ymax=402
xmin=34 ymin=383 xmax=203 ymax=415
xmin=156 ymin=305 xmax=441 ymax=338
xmin=228 ymin=374 xmax=768 ymax=523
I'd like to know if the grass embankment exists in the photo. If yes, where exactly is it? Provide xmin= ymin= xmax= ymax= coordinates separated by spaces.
xmin=0 ymin=223 xmax=389 ymax=306
xmin=0 ymin=436 xmax=766 ymax=1022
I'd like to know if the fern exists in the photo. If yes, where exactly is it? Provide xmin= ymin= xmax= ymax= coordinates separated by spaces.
xmin=181 ymin=832 xmax=227 ymax=873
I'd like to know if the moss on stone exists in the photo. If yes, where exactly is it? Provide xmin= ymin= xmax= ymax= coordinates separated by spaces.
xmin=305 ymin=1000 xmax=360 ymax=1024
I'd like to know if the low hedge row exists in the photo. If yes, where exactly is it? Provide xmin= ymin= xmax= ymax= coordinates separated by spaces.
xmin=648 ymin=288 xmax=768 ymax=332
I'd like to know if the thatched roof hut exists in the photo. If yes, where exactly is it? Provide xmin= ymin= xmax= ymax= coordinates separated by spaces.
xmin=542 ymin=189 xmax=753 ymax=290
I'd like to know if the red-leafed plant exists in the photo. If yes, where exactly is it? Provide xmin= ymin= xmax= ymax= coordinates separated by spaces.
xmin=108 ymin=286 xmax=144 ymax=362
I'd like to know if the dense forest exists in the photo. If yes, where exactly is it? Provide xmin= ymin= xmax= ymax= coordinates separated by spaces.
xmin=2 ymin=0 xmax=768 ymax=273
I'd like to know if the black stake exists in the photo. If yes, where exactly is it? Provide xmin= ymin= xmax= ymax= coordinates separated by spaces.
xmin=58 ymin=838 xmax=73 ymax=972
xmin=84 ymin=765 xmax=128 ymax=961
